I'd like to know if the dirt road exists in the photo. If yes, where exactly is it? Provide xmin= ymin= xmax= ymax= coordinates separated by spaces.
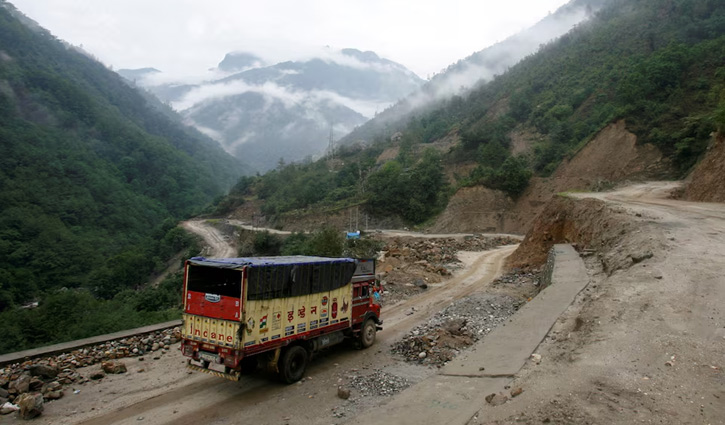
xmin=181 ymin=220 xmax=237 ymax=258
xmin=14 ymin=233 xmax=517 ymax=425
xmin=475 ymin=182 xmax=725 ymax=424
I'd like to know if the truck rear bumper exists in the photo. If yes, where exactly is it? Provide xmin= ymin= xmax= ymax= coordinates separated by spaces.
xmin=186 ymin=359 xmax=241 ymax=381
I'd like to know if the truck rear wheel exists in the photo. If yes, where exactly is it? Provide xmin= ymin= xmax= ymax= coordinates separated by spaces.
xmin=359 ymin=319 xmax=376 ymax=349
xmin=279 ymin=345 xmax=308 ymax=384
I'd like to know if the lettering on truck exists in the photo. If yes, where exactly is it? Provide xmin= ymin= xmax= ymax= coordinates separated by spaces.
xmin=188 ymin=321 xmax=234 ymax=343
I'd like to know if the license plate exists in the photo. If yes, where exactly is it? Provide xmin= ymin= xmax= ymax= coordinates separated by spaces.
xmin=199 ymin=352 xmax=218 ymax=363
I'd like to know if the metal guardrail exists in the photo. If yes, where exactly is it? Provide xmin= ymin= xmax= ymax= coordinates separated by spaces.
xmin=0 ymin=319 xmax=182 ymax=367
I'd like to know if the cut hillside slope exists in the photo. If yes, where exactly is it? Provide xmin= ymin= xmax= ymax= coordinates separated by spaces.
xmin=431 ymin=120 xmax=669 ymax=235
xmin=512 ymin=120 xmax=672 ymax=229
xmin=506 ymin=195 xmax=649 ymax=273
xmin=684 ymin=133 xmax=725 ymax=202
xmin=428 ymin=186 xmax=515 ymax=234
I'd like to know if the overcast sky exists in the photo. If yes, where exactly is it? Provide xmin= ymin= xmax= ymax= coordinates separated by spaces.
xmin=10 ymin=0 xmax=571 ymax=79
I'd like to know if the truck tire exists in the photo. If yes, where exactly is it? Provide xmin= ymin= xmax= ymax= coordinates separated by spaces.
xmin=359 ymin=319 xmax=377 ymax=349
xmin=279 ymin=345 xmax=308 ymax=384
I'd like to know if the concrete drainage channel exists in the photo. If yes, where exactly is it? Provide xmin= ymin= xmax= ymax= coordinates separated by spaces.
xmin=349 ymin=244 xmax=590 ymax=425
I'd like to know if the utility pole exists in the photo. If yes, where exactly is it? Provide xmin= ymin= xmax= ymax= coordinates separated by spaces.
xmin=328 ymin=125 xmax=334 ymax=160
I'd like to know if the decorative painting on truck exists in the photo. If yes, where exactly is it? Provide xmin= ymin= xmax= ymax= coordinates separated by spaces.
xmin=242 ymin=260 xmax=355 ymax=350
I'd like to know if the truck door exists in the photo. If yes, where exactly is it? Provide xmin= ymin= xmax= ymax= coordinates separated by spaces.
xmin=351 ymin=282 xmax=371 ymax=325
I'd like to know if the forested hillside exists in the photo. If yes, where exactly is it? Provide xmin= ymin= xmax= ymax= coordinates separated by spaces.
xmin=222 ymin=0 xmax=724 ymax=229
xmin=0 ymin=2 xmax=248 ymax=352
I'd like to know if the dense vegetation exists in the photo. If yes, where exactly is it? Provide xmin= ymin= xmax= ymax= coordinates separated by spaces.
xmin=0 ymin=3 xmax=247 ymax=353
xmin=346 ymin=0 xmax=725 ymax=176
xmin=215 ymin=140 xmax=451 ymax=226
xmin=223 ymin=0 xmax=724 ymax=229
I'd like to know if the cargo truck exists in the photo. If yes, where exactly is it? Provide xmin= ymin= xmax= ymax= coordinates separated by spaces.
xmin=180 ymin=256 xmax=382 ymax=382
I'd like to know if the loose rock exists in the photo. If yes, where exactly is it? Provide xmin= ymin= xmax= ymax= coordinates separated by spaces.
xmin=102 ymin=361 xmax=127 ymax=374
xmin=337 ymin=386 xmax=351 ymax=400
xmin=485 ymin=392 xmax=509 ymax=406
xmin=348 ymin=370 xmax=410 ymax=397
xmin=90 ymin=371 xmax=105 ymax=380
xmin=392 ymin=294 xmax=521 ymax=367
xmin=16 ymin=392 xmax=44 ymax=419
xmin=1 ymin=402 xmax=19 ymax=415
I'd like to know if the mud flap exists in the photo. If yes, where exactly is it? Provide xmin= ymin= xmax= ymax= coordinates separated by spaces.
xmin=186 ymin=360 xmax=240 ymax=381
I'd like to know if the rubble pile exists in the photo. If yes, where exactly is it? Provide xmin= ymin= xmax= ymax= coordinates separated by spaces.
xmin=379 ymin=235 xmax=520 ymax=276
xmin=491 ymin=269 xmax=542 ymax=288
xmin=451 ymin=235 xmax=521 ymax=252
xmin=347 ymin=369 xmax=411 ymax=397
xmin=0 ymin=327 xmax=181 ymax=413
xmin=391 ymin=294 xmax=521 ymax=367
xmin=376 ymin=235 xmax=520 ymax=305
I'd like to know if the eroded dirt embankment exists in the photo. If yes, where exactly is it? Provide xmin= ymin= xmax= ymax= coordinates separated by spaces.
xmin=684 ymin=133 xmax=725 ymax=202
xmin=506 ymin=195 xmax=658 ymax=275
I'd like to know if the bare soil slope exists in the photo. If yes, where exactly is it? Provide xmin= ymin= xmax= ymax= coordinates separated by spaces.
xmin=684 ymin=133 xmax=725 ymax=202
xmin=506 ymin=196 xmax=644 ymax=272
xmin=431 ymin=120 xmax=672 ymax=235
xmin=428 ymin=186 xmax=516 ymax=234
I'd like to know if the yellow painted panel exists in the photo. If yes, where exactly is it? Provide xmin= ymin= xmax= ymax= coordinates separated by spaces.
xmin=241 ymin=283 xmax=353 ymax=348
xmin=182 ymin=313 xmax=241 ymax=348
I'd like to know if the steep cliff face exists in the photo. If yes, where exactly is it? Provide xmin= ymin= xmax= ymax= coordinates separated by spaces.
xmin=684 ymin=134 xmax=725 ymax=202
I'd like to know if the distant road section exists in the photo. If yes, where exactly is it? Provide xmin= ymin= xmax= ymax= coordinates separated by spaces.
xmin=181 ymin=220 xmax=238 ymax=258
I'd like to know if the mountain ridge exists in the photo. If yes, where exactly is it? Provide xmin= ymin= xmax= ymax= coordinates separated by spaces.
xmin=123 ymin=48 xmax=424 ymax=171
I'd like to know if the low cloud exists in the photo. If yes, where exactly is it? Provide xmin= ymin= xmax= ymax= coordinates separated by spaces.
xmin=173 ymin=78 xmax=388 ymax=119
xmin=362 ymin=3 xmax=594 ymax=127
